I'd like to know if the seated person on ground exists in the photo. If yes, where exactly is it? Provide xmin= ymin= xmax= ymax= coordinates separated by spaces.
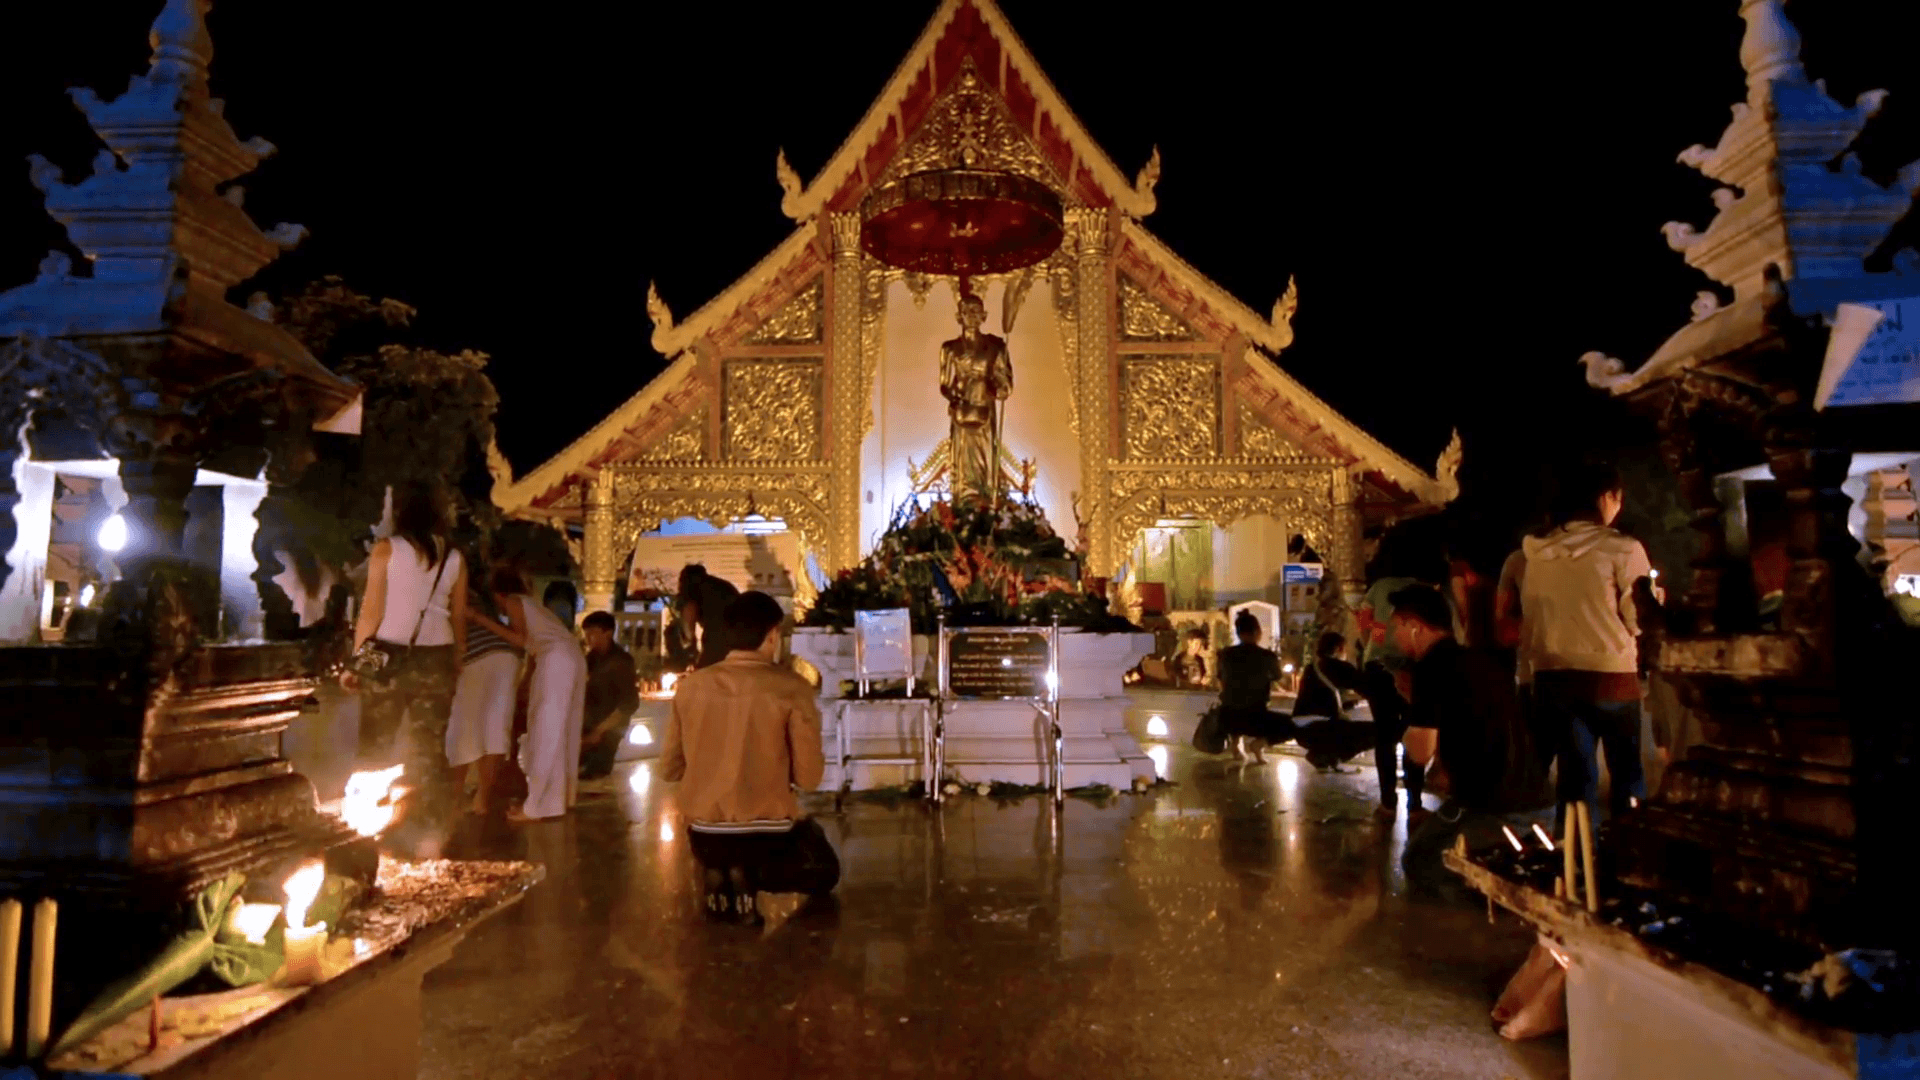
xmin=1289 ymin=631 xmax=1375 ymax=770
xmin=1215 ymin=611 xmax=1297 ymax=764
xmin=662 ymin=590 xmax=840 ymax=922
xmin=1172 ymin=627 xmax=1211 ymax=688
xmin=1389 ymin=585 xmax=1552 ymax=899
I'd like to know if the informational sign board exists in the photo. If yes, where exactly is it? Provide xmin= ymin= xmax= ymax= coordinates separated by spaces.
xmin=944 ymin=628 xmax=1052 ymax=699
xmin=1818 ymin=298 xmax=1920 ymax=409
xmin=854 ymin=608 xmax=913 ymax=680
xmin=627 ymin=532 xmax=799 ymax=598
xmin=1282 ymin=563 xmax=1324 ymax=585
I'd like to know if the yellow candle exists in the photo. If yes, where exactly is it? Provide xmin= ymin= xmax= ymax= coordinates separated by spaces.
xmin=0 ymin=898 xmax=19 ymax=1056
xmin=281 ymin=924 xmax=326 ymax=987
xmin=25 ymin=897 xmax=56 ymax=1059
xmin=1575 ymin=801 xmax=1600 ymax=913
xmin=1560 ymin=806 xmax=1578 ymax=906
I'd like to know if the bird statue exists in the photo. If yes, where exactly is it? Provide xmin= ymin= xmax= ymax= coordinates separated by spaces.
xmin=1579 ymin=351 xmax=1633 ymax=391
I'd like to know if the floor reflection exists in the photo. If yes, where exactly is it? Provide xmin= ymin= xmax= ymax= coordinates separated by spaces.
xmin=417 ymin=743 xmax=1568 ymax=1080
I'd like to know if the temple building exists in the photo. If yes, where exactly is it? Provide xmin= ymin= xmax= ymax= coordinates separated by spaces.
xmin=497 ymin=0 xmax=1456 ymax=615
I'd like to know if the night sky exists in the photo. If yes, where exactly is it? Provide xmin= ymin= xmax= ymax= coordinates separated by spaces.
xmin=7 ymin=1 xmax=1918 ymax=523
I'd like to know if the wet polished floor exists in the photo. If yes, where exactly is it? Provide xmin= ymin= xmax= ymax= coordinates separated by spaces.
xmin=416 ymin=744 xmax=1571 ymax=1079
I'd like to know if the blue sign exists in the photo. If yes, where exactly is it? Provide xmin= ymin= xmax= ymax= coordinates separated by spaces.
xmin=1282 ymin=563 xmax=1324 ymax=584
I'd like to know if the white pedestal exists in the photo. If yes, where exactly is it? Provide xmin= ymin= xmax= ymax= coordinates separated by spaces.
xmin=792 ymin=628 xmax=1156 ymax=790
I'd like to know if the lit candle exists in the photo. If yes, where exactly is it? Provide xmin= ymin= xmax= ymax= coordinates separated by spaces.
xmin=0 ymin=898 xmax=19 ymax=1056
xmin=280 ymin=862 xmax=328 ymax=987
xmin=1531 ymin=823 xmax=1556 ymax=851
xmin=1500 ymin=825 xmax=1524 ymax=853
xmin=1560 ymin=806 xmax=1577 ymax=904
xmin=25 ymin=898 xmax=56 ymax=1058
xmin=1574 ymin=801 xmax=1600 ymax=913
xmin=228 ymin=903 xmax=282 ymax=946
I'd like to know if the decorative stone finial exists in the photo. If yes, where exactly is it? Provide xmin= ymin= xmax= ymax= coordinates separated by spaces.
xmin=1434 ymin=429 xmax=1463 ymax=502
xmin=1132 ymin=146 xmax=1161 ymax=212
xmin=148 ymin=0 xmax=214 ymax=90
xmin=1738 ymin=0 xmax=1805 ymax=95
xmin=646 ymin=282 xmax=674 ymax=353
xmin=1270 ymin=275 xmax=1298 ymax=345
xmin=777 ymin=149 xmax=807 ymax=221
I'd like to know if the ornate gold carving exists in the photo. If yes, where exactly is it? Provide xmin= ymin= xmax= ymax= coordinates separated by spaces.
xmin=1067 ymin=206 xmax=1114 ymax=572
xmin=1105 ymin=466 xmax=1335 ymax=570
xmin=826 ymin=215 xmax=867 ymax=569
xmin=725 ymin=360 xmax=821 ymax=462
xmin=1237 ymin=400 xmax=1298 ymax=458
xmin=1046 ymin=255 xmax=1080 ymax=439
xmin=857 ymin=264 xmax=888 ymax=440
xmin=1123 ymin=356 xmax=1218 ymax=460
xmin=636 ymin=406 xmax=706 ymax=462
xmin=583 ymin=469 xmax=619 ymax=610
xmin=881 ymin=61 xmax=1063 ymax=189
xmin=743 ymin=281 xmax=823 ymax=345
xmin=607 ymin=465 xmax=833 ymax=563
xmin=1118 ymin=276 xmax=1199 ymax=342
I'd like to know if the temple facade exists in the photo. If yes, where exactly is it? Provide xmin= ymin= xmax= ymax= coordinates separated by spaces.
xmin=498 ymin=0 xmax=1456 ymax=614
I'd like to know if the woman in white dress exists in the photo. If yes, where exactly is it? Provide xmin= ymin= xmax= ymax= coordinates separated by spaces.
xmin=490 ymin=567 xmax=586 ymax=822
xmin=448 ymin=585 xmax=523 ymax=816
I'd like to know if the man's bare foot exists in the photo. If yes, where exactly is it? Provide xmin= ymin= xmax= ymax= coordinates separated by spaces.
xmin=1230 ymin=738 xmax=1249 ymax=762
xmin=1372 ymin=804 xmax=1398 ymax=824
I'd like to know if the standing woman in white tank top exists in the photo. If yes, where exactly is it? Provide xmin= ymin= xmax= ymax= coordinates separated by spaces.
xmin=343 ymin=483 xmax=468 ymax=842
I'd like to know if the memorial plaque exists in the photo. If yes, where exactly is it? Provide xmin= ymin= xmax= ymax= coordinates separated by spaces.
xmin=945 ymin=628 xmax=1052 ymax=699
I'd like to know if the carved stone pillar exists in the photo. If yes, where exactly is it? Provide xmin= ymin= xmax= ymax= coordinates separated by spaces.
xmin=1330 ymin=466 xmax=1366 ymax=607
xmin=827 ymin=212 xmax=865 ymax=572
xmin=581 ymin=468 xmax=618 ymax=616
xmin=1067 ymin=207 xmax=1115 ymax=574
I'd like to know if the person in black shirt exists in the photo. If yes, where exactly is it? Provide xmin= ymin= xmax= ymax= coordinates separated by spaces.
xmin=578 ymin=610 xmax=640 ymax=779
xmin=1289 ymin=631 xmax=1375 ymax=770
xmin=1214 ymin=611 xmax=1297 ymax=763
xmin=676 ymin=564 xmax=741 ymax=670
xmin=1388 ymin=585 xmax=1552 ymax=899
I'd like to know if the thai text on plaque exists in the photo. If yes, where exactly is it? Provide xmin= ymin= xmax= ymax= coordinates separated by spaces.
xmin=944 ymin=629 xmax=1051 ymax=699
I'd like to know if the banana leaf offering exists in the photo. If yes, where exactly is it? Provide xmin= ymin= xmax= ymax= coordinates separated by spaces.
xmin=48 ymin=872 xmax=285 ymax=1059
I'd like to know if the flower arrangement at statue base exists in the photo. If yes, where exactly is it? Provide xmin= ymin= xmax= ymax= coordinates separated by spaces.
xmin=801 ymin=495 xmax=1135 ymax=633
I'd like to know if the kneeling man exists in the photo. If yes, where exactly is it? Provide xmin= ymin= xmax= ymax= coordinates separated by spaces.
xmin=1390 ymin=585 xmax=1552 ymax=900
xmin=662 ymin=591 xmax=840 ymax=922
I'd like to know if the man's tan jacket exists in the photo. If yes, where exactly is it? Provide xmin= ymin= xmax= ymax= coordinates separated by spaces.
xmin=661 ymin=652 xmax=824 ymax=825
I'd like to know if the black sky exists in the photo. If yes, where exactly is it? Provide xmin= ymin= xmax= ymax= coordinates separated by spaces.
xmin=7 ymin=1 xmax=1918 ymax=510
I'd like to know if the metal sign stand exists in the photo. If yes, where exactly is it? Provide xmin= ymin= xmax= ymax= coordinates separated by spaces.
xmin=835 ymin=609 xmax=921 ymax=801
xmin=932 ymin=616 xmax=1063 ymax=804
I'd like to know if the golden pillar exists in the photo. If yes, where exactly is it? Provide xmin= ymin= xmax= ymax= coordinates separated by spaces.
xmin=1067 ymin=206 xmax=1115 ymax=575
xmin=582 ymin=467 xmax=618 ymax=615
xmin=827 ymin=211 xmax=865 ymax=571
xmin=1330 ymin=466 xmax=1366 ymax=608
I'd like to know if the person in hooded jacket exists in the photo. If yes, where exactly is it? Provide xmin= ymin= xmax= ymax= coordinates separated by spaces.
xmin=1519 ymin=461 xmax=1652 ymax=827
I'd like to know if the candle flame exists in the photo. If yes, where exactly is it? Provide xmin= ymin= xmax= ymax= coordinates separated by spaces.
xmin=229 ymin=902 xmax=283 ymax=946
xmin=661 ymin=672 xmax=679 ymax=693
xmin=342 ymin=765 xmax=405 ymax=837
xmin=1546 ymin=944 xmax=1571 ymax=969
xmin=283 ymin=860 xmax=326 ymax=931
xmin=1501 ymin=825 xmax=1525 ymax=852
xmin=1531 ymin=823 xmax=1556 ymax=851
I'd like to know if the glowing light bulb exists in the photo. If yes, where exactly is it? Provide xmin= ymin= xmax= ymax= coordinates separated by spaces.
xmin=1282 ymin=663 xmax=1296 ymax=674
xmin=1145 ymin=714 xmax=1169 ymax=738
xmin=628 ymin=723 xmax=653 ymax=746
xmin=96 ymin=513 xmax=127 ymax=553
xmin=78 ymin=584 xmax=95 ymax=607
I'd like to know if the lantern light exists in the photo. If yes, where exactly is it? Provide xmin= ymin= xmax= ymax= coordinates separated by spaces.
xmin=96 ymin=514 xmax=127 ymax=553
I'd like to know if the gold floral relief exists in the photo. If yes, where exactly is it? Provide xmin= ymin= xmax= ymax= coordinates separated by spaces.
xmin=607 ymin=465 xmax=832 ymax=558
xmin=636 ymin=406 xmax=706 ymax=462
xmin=881 ymin=60 xmax=1061 ymax=188
xmin=1123 ymin=356 xmax=1219 ymax=460
xmin=743 ymin=281 xmax=823 ymax=345
xmin=725 ymin=360 xmax=821 ymax=461
xmin=1118 ymin=276 xmax=1199 ymax=342
xmin=1237 ymin=400 xmax=1300 ymax=458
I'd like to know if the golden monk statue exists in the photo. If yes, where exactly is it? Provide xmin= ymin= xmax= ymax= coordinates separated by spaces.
xmin=938 ymin=292 xmax=1013 ymax=502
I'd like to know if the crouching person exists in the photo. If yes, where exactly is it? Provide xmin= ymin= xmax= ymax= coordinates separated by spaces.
xmin=662 ymin=590 xmax=840 ymax=924
xmin=1389 ymin=585 xmax=1552 ymax=902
